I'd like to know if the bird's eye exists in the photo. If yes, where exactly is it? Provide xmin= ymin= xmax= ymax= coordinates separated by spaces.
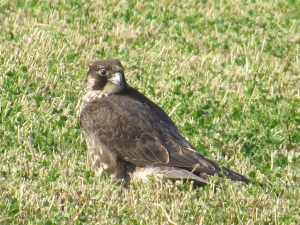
xmin=100 ymin=69 xmax=107 ymax=76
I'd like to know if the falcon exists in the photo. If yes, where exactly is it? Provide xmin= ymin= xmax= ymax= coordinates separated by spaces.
xmin=79 ymin=59 xmax=251 ymax=187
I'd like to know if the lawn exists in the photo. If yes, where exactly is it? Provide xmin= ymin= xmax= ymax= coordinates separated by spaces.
xmin=0 ymin=0 xmax=300 ymax=224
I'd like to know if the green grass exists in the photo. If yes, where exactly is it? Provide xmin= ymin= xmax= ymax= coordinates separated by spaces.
xmin=1 ymin=0 xmax=300 ymax=224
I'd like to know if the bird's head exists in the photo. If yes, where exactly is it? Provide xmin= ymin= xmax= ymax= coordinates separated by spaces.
xmin=84 ymin=59 xmax=127 ymax=95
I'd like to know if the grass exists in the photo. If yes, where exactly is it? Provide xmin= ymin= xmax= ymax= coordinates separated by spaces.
xmin=0 ymin=0 xmax=300 ymax=224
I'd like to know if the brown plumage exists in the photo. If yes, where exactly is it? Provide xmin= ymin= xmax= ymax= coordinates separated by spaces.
xmin=79 ymin=59 xmax=251 ymax=187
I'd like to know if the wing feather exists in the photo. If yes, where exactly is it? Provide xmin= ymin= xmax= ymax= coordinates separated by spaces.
xmin=80 ymin=88 xmax=227 ymax=177
xmin=80 ymin=97 xmax=171 ymax=165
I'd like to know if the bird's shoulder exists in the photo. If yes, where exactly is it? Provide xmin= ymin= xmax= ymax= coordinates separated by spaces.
xmin=80 ymin=86 xmax=177 ymax=130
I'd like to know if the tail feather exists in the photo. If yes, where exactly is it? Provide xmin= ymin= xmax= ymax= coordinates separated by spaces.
xmin=221 ymin=166 xmax=251 ymax=184
xmin=178 ymin=149 xmax=254 ymax=185
xmin=132 ymin=166 xmax=210 ymax=186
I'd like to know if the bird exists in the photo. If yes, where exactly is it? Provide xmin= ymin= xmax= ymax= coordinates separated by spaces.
xmin=78 ymin=59 xmax=252 ymax=187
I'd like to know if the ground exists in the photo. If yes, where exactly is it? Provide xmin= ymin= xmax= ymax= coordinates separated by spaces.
xmin=0 ymin=0 xmax=300 ymax=224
